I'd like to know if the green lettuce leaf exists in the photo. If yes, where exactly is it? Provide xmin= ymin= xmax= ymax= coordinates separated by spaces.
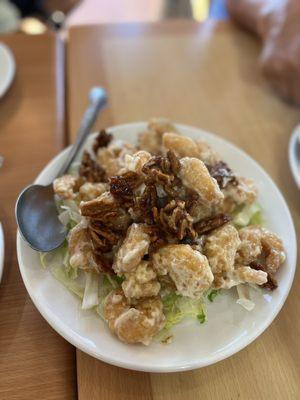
xmin=207 ymin=289 xmax=219 ymax=302
xmin=233 ymin=203 xmax=264 ymax=228
xmin=82 ymin=272 xmax=100 ymax=310
xmin=51 ymin=265 xmax=85 ymax=299
xmin=57 ymin=199 xmax=81 ymax=231
xmin=162 ymin=293 xmax=206 ymax=331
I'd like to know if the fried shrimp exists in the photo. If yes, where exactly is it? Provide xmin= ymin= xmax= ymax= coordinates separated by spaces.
xmin=162 ymin=132 xmax=200 ymax=158
xmin=152 ymin=244 xmax=213 ymax=298
xmin=204 ymin=223 xmax=241 ymax=274
xmin=236 ymin=225 xmax=285 ymax=273
xmin=213 ymin=266 xmax=268 ymax=289
xmin=179 ymin=157 xmax=224 ymax=204
xmin=122 ymin=261 xmax=160 ymax=300
xmin=221 ymin=178 xmax=257 ymax=213
xmin=97 ymin=140 xmax=136 ymax=177
xmin=53 ymin=174 xmax=80 ymax=200
xmin=120 ymin=151 xmax=152 ymax=174
xmin=68 ymin=219 xmax=99 ymax=272
xmin=113 ymin=223 xmax=151 ymax=274
xmin=104 ymin=288 xmax=165 ymax=344
xmin=79 ymin=182 xmax=108 ymax=201
xmin=138 ymin=118 xmax=176 ymax=154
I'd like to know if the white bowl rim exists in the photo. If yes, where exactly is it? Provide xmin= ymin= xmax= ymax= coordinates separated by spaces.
xmin=288 ymin=124 xmax=300 ymax=189
xmin=0 ymin=42 xmax=16 ymax=98
xmin=16 ymin=122 xmax=297 ymax=372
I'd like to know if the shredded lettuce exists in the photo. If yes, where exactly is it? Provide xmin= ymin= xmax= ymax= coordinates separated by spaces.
xmin=39 ymin=243 xmax=67 ymax=269
xmin=40 ymin=244 xmax=120 ymax=315
xmin=40 ymin=243 xmax=84 ymax=299
xmin=82 ymin=272 xmax=100 ymax=310
xmin=197 ymin=309 xmax=206 ymax=324
xmin=236 ymin=284 xmax=255 ymax=311
xmin=68 ymin=162 xmax=80 ymax=176
xmin=233 ymin=203 xmax=264 ymax=228
xmin=96 ymin=274 xmax=120 ymax=320
xmin=56 ymin=199 xmax=81 ymax=231
xmin=162 ymin=293 xmax=206 ymax=331
xmin=40 ymin=242 xmax=78 ymax=279
xmin=51 ymin=265 xmax=85 ymax=299
xmin=207 ymin=289 xmax=219 ymax=302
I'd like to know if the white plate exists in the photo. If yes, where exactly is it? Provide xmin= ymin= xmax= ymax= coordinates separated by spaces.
xmin=0 ymin=223 xmax=4 ymax=282
xmin=16 ymin=122 xmax=297 ymax=372
xmin=288 ymin=124 xmax=300 ymax=189
xmin=0 ymin=43 xmax=15 ymax=98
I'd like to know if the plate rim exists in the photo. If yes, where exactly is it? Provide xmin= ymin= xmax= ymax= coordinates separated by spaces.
xmin=288 ymin=124 xmax=300 ymax=189
xmin=16 ymin=122 xmax=297 ymax=372
xmin=0 ymin=42 xmax=16 ymax=98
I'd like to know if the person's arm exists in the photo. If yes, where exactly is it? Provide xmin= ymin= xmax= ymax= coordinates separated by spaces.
xmin=227 ymin=0 xmax=300 ymax=104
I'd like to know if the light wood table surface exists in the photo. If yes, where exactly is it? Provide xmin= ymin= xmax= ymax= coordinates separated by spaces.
xmin=0 ymin=33 xmax=76 ymax=400
xmin=68 ymin=20 xmax=300 ymax=400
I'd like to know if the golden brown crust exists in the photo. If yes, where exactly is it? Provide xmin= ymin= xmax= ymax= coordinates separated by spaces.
xmin=104 ymin=288 xmax=165 ymax=344
xmin=152 ymin=244 xmax=213 ymax=298
xmin=179 ymin=157 xmax=224 ymax=204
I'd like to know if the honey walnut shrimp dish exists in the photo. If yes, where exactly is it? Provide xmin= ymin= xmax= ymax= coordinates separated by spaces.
xmin=48 ymin=119 xmax=285 ymax=345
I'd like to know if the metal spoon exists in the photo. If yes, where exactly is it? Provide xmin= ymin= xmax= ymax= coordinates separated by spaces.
xmin=16 ymin=87 xmax=107 ymax=252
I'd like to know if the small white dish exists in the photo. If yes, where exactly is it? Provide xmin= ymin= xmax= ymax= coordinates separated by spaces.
xmin=0 ymin=42 xmax=15 ymax=98
xmin=0 ymin=223 xmax=4 ymax=282
xmin=16 ymin=122 xmax=297 ymax=372
xmin=288 ymin=124 xmax=300 ymax=188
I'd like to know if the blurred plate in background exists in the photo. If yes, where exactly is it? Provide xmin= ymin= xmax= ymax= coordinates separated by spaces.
xmin=0 ymin=43 xmax=15 ymax=97
xmin=289 ymin=125 xmax=300 ymax=189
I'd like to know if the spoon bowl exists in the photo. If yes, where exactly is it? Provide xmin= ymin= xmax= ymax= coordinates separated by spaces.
xmin=16 ymin=87 xmax=107 ymax=252
xmin=16 ymin=184 xmax=65 ymax=252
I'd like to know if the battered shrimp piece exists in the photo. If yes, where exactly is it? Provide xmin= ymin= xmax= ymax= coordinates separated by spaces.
xmin=113 ymin=223 xmax=151 ymax=274
xmin=68 ymin=219 xmax=99 ymax=272
xmin=204 ymin=223 xmax=241 ymax=274
xmin=104 ymin=288 xmax=165 ymax=344
xmin=148 ymin=118 xmax=176 ymax=135
xmin=53 ymin=174 xmax=80 ymax=200
xmin=122 ymin=261 xmax=160 ymax=300
xmin=179 ymin=157 xmax=224 ymax=205
xmin=138 ymin=118 xmax=176 ymax=154
xmin=222 ymin=178 xmax=257 ymax=213
xmin=188 ymin=199 xmax=214 ymax=223
xmin=162 ymin=133 xmax=200 ymax=158
xmin=235 ymin=226 xmax=263 ymax=265
xmin=235 ymin=266 xmax=267 ymax=285
xmin=236 ymin=225 xmax=285 ymax=274
xmin=119 ymin=151 xmax=152 ymax=174
xmin=152 ymin=244 xmax=214 ymax=298
xmin=97 ymin=140 xmax=136 ymax=177
xmin=260 ymin=228 xmax=285 ymax=273
xmin=79 ymin=182 xmax=108 ymax=201
xmin=195 ymin=139 xmax=220 ymax=166
xmin=213 ymin=266 xmax=267 ymax=289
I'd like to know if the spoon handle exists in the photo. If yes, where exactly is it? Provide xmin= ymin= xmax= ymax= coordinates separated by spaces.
xmin=56 ymin=87 xmax=107 ymax=177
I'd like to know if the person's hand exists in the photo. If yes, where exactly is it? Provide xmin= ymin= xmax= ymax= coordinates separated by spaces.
xmin=227 ymin=0 xmax=300 ymax=105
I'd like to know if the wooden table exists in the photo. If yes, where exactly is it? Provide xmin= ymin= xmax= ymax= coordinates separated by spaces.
xmin=67 ymin=21 xmax=300 ymax=399
xmin=0 ymin=33 xmax=76 ymax=400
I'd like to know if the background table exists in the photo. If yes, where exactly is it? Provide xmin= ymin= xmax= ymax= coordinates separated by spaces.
xmin=67 ymin=20 xmax=300 ymax=399
xmin=0 ymin=33 xmax=76 ymax=400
